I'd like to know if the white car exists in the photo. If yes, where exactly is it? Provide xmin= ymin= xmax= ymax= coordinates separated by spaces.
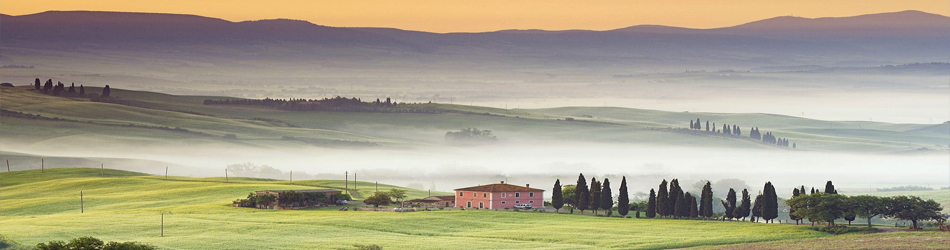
xmin=514 ymin=203 xmax=532 ymax=209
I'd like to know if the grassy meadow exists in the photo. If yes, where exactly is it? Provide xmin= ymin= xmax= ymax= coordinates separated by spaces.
xmin=0 ymin=168 xmax=839 ymax=249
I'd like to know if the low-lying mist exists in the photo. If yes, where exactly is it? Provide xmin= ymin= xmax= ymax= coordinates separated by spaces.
xmin=5 ymin=140 xmax=947 ymax=198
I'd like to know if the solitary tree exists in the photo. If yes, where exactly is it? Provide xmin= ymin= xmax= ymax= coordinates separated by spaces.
xmin=576 ymin=174 xmax=589 ymax=214
xmin=363 ymin=192 xmax=392 ymax=207
xmin=552 ymin=179 xmax=564 ymax=213
xmin=79 ymin=85 xmax=85 ymax=96
xmin=601 ymin=178 xmax=613 ymax=216
xmin=618 ymin=177 xmax=630 ymax=218
xmin=388 ymin=189 xmax=406 ymax=207
xmin=646 ymin=188 xmax=657 ymax=218
xmin=657 ymin=179 xmax=669 ymax=217
xmin=34 ymin=78 xmax=41 ymax=90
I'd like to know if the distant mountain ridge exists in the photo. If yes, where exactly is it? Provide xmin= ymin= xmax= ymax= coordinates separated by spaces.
xmin=1 ymin=10 xmax=948 ymax=69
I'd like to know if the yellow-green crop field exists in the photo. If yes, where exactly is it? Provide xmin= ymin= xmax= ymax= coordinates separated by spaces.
xmin=0 ymin=168 xmax=838 ymax=249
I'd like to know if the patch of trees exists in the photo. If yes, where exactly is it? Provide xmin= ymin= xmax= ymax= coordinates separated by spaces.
xmin=31 ymin=78 xmax=100 ymax=98
xmin=363 ymin=189 xmax=408 ymax=207
xmin=787 ymin=180 xmax=945 ymax=229
xmin=233 ymin=192 xmax=278 ymax=209
xmin=36 ymin=236 xmax=156 ymax=250
xmin=444 ymin=128 xmax=497 ymax=145
xmin=2 ymin=64 xmax=34 ymax=69
xmin=686 ymin=118 xmax=792 ymax=148
xmin=204 ymin=96 xmax=440 ymax=114
xmin=280 ymin=136 xmax=379 ymax=148
xmin=877 ymin=185 xmax=934 ymax=192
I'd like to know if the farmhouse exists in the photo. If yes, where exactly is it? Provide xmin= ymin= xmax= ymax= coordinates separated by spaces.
xmin=255 ymin=189 xmax=342 ymax=210
xmin=454 ymin=181 xmax=544 ymax=209
xmin=407 ymin=195 xmax=456 ymax=208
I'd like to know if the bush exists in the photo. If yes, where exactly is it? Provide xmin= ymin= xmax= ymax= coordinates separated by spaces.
xmin=813 ymin=226 xmax=879 ymax=235
xmin=353 ymin=244 xmax=382 ymax=250
xmin=37 ymin=237 xmax=156 ymax=250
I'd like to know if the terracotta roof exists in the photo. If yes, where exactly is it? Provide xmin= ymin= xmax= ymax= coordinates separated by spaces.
xmin=454 ymin=183 xmax=544 ymax=192
xmin=433 ymin=195 xmax=455 ymax=201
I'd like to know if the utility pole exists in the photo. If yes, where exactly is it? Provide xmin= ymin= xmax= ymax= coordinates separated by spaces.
xmin=100 ymin=163 xmax=104 ymax=176
xmin=225 ymin=169 xmax=229 ymax=183
xmin=353 ymin=172 xmax=356 ymax=193
xmin=6 ymin=159 xmax=9 ymax=172
xmin=165 ymin=166 xmax=168 ymax=180
xmin=161 ymin=213 xmax=164 ymax=237
xmin=80 ymin=190 xmax=84 ymax=213
xmin=345 ymin=171 xmax=349 ymax=195
xmin=375 ymin=181 xmax=378 ymax=193
xmin=290 ymin=171 xmax=293 ymax=184
xmin=41 ymin=158 xmax=44 ymax=173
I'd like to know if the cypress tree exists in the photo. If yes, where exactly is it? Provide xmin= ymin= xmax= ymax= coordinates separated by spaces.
xmin=751 ymin=193 xmax=763 ymax=222
xmin=79 ymin=85 xmax=85 ymax=95
xmin=725 ymin=188 xmax=737 ymax=220
xmin=657 ymin=179 xmax=669 ymax=217
xmin=102 ymin=85 xmax=111 ymax=98
xmin=737 ymin=188 xmax=751 ymax=221
xmin=589 ymin=178 xmax=601 ymax=215
xmin=68 ymin=83 xmax=76 ymax=93
xmin=576 ymin=174 xmax=589 ymax=213
xmin=824 ymin=180 xmax=836 ymax=194
xmin=810 ymin=187 xmax=816 ymax=194
xmin=552 ymin=179 xmax=563 ymax=213
xmin=617 ymin=177 xmax=629 ymax=218
xmin=646 ymin=189 xmax=657 ymax=218
xmin=690 ymin=120 xmax=695 ymax=129
xmin=43 ymin=79 xmax=52 ymax=93
xmin=705 ymin=121 xmax=710 ymax=131
xmin=676 ymin=191 xmax=690 ymax=218
xmin=34 ymin=78 xmax=41 ymax=90
xmin=700 ymin=181 xmax=713 ymax=219
xmin=668 ymin=179 xmax=682 ymax=218
xmin=762 ymin=182 xmax=778 ymax=223
xmin=688 ymin=194 xmax=698 ymax=218
xmin=601 ymin=178 xmax=613 ymax=216
xmin=695 ymin=118 xmax=701 ymax=130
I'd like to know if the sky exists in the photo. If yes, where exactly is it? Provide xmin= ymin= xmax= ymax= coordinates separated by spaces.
xmin=3 ymin=0 xmax=948 ymax=33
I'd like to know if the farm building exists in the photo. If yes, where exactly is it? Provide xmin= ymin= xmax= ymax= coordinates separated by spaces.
xmin=407 ymin=195 xmax=456 ymax=208
xmin=254 ymin=189 xmax=343 ymax=210
xmin=454 ymin=181 xmax=544 ymax=209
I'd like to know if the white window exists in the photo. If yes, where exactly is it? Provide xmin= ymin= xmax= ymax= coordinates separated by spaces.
xmin=529 ymin=192 xmax=534 ymax=197
xmin=474 ymin=192 xmax=477 ymax=197
xmin=529 ymin=200 xmax=534 ymax=203
xmin=502 ymin=193 xmax=506 ymax=198
xmin=459 ymin=192 xmax=464 ymax=197
xmin=479 ymin=202 xmax=484 ymax=208
xmin=467 ymin=201 xmax=472 ymax=208
xmin=515 ymin=193 xmax=520 ymax=198
xmin=483 ymin=193 xmax=487 ymax=198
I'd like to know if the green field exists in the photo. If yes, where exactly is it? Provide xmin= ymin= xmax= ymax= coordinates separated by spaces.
xmin=688 ymin=231 xmax=950 ymax=250
xmin=0 ymin=168 xmax=842 ymax=249
xmin=2 ymin=87 xmax=947 ymax=154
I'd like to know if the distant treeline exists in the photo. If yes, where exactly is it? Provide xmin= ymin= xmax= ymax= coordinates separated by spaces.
xmin=688 ymin=118 xmax=793 ymax=148
xmin=204 ymin=96 xmax=440 ymax=113
xmin=877 ymin=185 xmax=934 ymax=192
xmin=0 ymin=109 xmax=213 ymax=137
xmin=30 ymin=78 xmax=111 ymax=98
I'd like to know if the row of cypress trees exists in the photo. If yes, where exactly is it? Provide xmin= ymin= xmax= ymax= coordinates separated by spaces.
xmin=552 ymin=174 xmax=781 ymax=222
xmin=32 ymin=78 xmax=110 ymax=98
xmin=687 ymin=118 xmax=794 ymax=148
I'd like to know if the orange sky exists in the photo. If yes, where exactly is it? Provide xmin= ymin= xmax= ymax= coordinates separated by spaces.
xmin=3 ymin=0 xmax=948 ymax=33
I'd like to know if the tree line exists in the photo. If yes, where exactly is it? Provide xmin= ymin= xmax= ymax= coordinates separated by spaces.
xmin=550 ymin=176 xmax=945 ymax=229
xmin=31 ymin=78 xmax=111 ymax=98
xmin=204 ymin=96 xmax=439 ymax=113
xmin=233 ymin=191 xmax=351 ymax=209
xmin=787 ymin=181 xmax=944 ymax=229
xmin=688 ymin=118 xmax=793 ymax=148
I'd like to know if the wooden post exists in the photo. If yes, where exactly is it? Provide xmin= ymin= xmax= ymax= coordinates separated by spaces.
xmin=165 ymin=166 xmax=168 ymax=180
xmin=289 ymin=171 xmax=292 ymax=184
xmin=80 ymin=190 xmax=84 ymax=213
xmin=225 ymin=169 xmax=229 ymax=183
xmin=6 ymin=159 xmax=9 ymax=172
xmin=100 ymin=163 xmax=104 ymax=176
xmin=161 ymin=212 xmax=164 ymax=237
xmin=375 ymin=181 xmax=378 ymax=193
xmin=345 ymin=171 xmax=348 ymax=195
xmin=353 ymin=172 xmax=356 ymax=193
xmin=41 ymin=159 xmax=44 ymax=173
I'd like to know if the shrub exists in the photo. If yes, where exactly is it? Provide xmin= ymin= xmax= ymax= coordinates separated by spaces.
xmin=353 ymin=244 xmax=383 ymax=250
xmin=813 ymin=226 xmax=879 ymax=235
xmin=36 ymin=237 xmax=156 ymax=250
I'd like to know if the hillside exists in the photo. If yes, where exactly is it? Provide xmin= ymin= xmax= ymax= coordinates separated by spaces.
xmin=0 ymin=168 xmax=828 ymax=249
xmin=2 ymin=87 xmax=947 ymax=154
